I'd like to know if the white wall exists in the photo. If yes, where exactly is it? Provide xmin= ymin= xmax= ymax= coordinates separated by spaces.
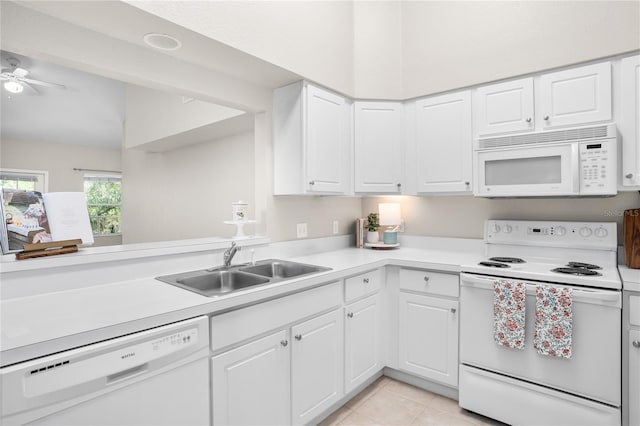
xmin=362 ymin=193 xmax=640 ymax=242
xmin=401 ymin=1 xmax=640 ymax=98
xmin=126 ymin=0 xmax=356 ymax=96
xmin=121 ymin=131 xmax=256 ymax=243
xmin=0 ymin=138 xmax=121 ymax=192
xmin=124 ymin=84 xmax=245 ymax=149
xmin=0 ymin=138 xmax=123 ymax=246
xmin=128 ymin=1 xmax=639 ymax=99
xmin=353 ymin=1 xmax=403 ymax=99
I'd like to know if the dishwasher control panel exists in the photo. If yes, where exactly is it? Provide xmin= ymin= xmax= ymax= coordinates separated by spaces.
xmin=150 ymin=328 xmax=198 ymax=353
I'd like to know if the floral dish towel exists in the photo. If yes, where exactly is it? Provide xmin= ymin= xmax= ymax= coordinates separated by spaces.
xmin=534 ymin=284 xmax=573 ymax=359
xmin=493 ymin=280 xmax=526 ymax=350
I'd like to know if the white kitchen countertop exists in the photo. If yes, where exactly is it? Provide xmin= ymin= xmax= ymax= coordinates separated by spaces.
xmin=0 ymin=245 xmax=479 ymax=367
xmin=619 ymin=265 xmax=640 ymax=292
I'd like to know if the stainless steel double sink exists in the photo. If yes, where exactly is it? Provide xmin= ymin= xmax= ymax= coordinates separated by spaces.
xmin=156 ymin=259 xmax=331 ymax=297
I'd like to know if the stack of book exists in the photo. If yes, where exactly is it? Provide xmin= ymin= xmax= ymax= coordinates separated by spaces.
xmin=355 ymin=217 xmax=365 ymax=248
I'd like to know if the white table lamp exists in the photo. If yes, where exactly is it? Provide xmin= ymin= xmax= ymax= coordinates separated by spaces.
xmin=378 ymin=203 xmax=401 ymax=245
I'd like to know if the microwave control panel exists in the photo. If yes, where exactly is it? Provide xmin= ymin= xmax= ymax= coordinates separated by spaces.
xmin=579 ymin=139 xmax=616 ymax=195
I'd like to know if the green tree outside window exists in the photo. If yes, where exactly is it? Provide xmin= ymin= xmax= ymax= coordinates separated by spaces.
xmin=84 ymin=176 xmax=121 ymax=235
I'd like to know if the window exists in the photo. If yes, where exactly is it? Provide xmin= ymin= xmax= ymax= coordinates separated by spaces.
xmin=84 ymin=174 xmax=121 ymax=236
xmin=0 ymin=169 xmax=48 ymax=193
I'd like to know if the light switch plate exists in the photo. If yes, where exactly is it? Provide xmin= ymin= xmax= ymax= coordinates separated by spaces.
xmin=332 ymin=220 xmax=339 ymax=234
xmin=296 ymin=223 xmax=308 ymax=238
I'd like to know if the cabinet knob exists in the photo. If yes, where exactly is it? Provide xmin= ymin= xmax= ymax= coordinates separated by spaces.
xmin=363 ymin=278 xmax=370 ymax=284
xmin=295 ymin=334 xmax=302 ymax=341
xmin=451 ymin=308 xmax=457 ymax=314
xmin=280 ymin=340 xmax=288 ymax=347
xmin=397 ymin=183 xmax=402 ymax=190
xmin=543 ymin=115 xmax=550 ymax=121
xmin=464 ymin=181 xmax=470 ymax=186
xmin=423 ymin=276 xmax=430 ymax=283
xmin=633 ymin=340 xmax=640 ymax=348
xmin=526 ymin=117 xmax=532 ymax=123
xmin=347 ymin=312 xmax=354 ymax=318
xmin=309 ymin=180 xmax=315 ymax=186
xmin=625 ymin=173 xmax=634 ymax=179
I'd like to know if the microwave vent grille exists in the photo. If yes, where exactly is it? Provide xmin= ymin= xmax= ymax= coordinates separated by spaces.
xmin=479 ymin=125 xmax=611 ymax=149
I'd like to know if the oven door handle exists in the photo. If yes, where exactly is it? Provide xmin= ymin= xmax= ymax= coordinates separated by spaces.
xmin=460 ymin=273 xmax=621 ymax=307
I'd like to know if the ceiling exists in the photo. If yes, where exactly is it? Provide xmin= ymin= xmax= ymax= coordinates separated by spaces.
xmin=1 ymin=50 xmax=125 ymax=150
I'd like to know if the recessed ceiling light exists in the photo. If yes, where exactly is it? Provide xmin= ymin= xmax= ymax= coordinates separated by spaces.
xmin=143 ymin=33 xmax=182 ymax=51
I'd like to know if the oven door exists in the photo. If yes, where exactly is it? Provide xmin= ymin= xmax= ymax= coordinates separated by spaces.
xmin=460 ymin=273 xmax=621 ymax=406
xmin=474 ymin=143 xmax=579 ymax=197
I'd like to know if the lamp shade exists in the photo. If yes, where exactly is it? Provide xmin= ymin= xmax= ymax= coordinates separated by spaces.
xmin=378 ymin=203 xmax=401 ymax=226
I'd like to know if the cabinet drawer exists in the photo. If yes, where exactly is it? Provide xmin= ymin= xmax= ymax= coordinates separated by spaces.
xmin=345 ymin=269 xmax=382 ymax=302
xmin=399 ymin=268 xmax=459 ymax=298
xmin=210 ymin=281 xmax=341 ymax=351
xmin=630 ymin=295 xmax=640 ymax=326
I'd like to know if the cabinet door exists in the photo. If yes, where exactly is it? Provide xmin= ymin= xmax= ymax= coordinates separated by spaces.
xmin=398 ymin=293 xmax=458 ymax=387
xmin=306 ymin=84 xmax=350 ymax=194
xmin=415 ymin=91 xmax=472 ymax=193
xmin=474 ymin=77 xmax=534 ymax=136
xmin=354 ymin=101 xmax=403 ymax=193
xmin=630 ymin=329 xmax=640 ymax=426
xmin=538 ymin=62 xmax=612 ymax=129
xmin=621 ymin=55 xmax=640 ymax=189
xmin=345 ymin=294 xmax=382 ymax=393
xmin=291 ymin=309 xmax=343 ymax=425
xmin=211 ymin=330 xmax=290 ymax=426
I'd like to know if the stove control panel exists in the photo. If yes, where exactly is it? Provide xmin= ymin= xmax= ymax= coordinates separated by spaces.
xmin=486 ymin=220 xmax=617 ymax=250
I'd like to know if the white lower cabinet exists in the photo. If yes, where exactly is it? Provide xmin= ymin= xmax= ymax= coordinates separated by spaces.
xmin=291 ymin=309 xmax=344 ymax=425
xmin=344 ymin=293 xmax=382 ymax=393
xmin=211 ymin=308 xmax=344 ymax=426
xmin=398 ymin=292 xmax=459 ymax=387
xmin=211 ymin=330 xmax=291 ymax=425
xmin=629 ymin=329 xmax=640 ymax=426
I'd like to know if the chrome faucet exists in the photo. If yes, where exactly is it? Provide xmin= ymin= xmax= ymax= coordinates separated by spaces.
xmin=223 ymin=242 xmax=241 ymax=267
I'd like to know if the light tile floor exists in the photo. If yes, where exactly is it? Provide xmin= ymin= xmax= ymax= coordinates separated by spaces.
xmin=319 ymin=377 xmax=505 ymax=426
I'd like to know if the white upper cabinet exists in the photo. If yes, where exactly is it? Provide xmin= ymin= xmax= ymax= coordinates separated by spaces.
xmin=538 ymin=62 xmax=612 ymax=129
xmin=354 ymin=101 xmax=404 ymax=193
xmin=273 ymin=81 xmax=352 ymax=195
xmin=474 ymin=77 xmax=535 ymax=136
xmin=411 ymin=91 xmax=473 ymax=194
xmin=474 ymin=62 xmax=612 ymax=137
xmin=620 ymin=55 xmax=640 ymax=189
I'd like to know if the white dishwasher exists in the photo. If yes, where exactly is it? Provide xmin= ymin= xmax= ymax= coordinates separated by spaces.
xmin=1 ymin=316 xmax=210 ymax=426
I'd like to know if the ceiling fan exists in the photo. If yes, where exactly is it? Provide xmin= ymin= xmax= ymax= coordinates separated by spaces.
xmin=1 ymin=57 xmax=66 ymax=94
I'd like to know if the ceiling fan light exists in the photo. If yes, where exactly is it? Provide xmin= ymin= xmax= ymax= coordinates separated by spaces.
xmin=4 ymin=80 xmax=24 ymax=94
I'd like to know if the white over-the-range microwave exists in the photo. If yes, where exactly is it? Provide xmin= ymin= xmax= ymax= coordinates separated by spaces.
xmin=474 ymin=124 xmax=617 ymax=198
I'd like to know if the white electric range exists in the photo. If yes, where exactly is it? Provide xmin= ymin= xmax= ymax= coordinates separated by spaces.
xmin=459 ymin=220 xmax=622 ymax=426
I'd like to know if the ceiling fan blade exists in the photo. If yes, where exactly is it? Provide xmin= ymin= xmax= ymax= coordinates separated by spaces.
xmin=20 ymin=81 xmax=40 ymax=95
xmin=20 ymin=77 xmax=65 ymax=89
xmin=13 ymin=67 xmax=29 ymax=78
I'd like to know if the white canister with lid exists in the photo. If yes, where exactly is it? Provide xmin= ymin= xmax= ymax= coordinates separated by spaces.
xmin=232 ymin=201 xmax=248 ymax=222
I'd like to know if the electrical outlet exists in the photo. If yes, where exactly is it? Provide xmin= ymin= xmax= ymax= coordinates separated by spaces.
xmin=398 ymin=219 xmax=405 ymax=233
xmin=332 ymin=220 xmax=339 ymax=234
xmin=296 ymin=223 xmax=308 ymax=238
